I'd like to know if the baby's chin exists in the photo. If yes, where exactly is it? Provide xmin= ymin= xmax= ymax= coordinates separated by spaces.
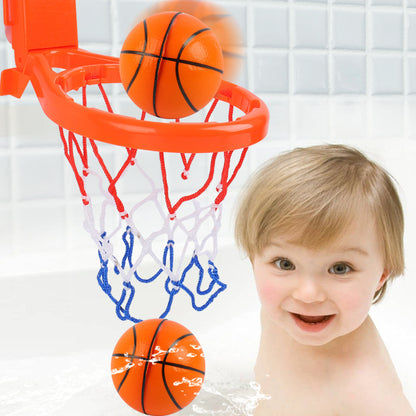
xmin=285 ymin=329 xmax=337 ymax=348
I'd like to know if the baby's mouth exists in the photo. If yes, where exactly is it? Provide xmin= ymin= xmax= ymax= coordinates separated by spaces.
xmin=294 ymin=314 xmax=334 ymax=324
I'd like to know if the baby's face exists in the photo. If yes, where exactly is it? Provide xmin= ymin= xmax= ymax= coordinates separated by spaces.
xmin=252 ymin=213 xmax=389 ymax=347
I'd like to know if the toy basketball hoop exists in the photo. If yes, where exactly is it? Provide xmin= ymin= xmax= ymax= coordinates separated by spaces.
xmin=1 ymin=0 xmax=269 ymax=323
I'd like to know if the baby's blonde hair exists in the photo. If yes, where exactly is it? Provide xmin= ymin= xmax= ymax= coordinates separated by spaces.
xmin=235 ymin=144 xmax=404 ymax=303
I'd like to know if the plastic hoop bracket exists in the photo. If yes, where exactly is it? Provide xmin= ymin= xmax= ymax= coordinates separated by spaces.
xmin=0 ymin=68 xmax=30 ymax=98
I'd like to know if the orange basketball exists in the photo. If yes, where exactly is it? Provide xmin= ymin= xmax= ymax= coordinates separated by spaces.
xmin=119 ymin=11 xmax=224 ymax=119
xmin=143 ymin=0 xmax=244 ymax=81
xmin=111 ymin=319 xmax=205 ymax=415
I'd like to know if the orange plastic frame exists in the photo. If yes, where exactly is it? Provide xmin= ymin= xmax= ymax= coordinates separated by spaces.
xmin=0 ymin=0 xmax=269 ymax=153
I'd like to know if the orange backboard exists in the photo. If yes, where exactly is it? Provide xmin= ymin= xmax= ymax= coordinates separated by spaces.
xmin=3 ymin=0 xmax=78 ymax=69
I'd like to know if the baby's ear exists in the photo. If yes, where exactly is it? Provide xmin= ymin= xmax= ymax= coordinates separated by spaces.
xmin=376 ymin=269 xmax=390 ymax=291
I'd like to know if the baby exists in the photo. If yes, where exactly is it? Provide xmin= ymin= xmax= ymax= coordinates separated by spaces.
xmin=235 ymin=144 xmax=415 ymax=415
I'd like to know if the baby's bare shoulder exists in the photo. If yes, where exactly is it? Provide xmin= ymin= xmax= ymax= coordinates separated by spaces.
xmin=339 ymin=361 xmax=415 ymax=416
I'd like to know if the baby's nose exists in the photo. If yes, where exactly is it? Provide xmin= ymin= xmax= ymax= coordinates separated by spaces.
xmin=291 ymin=276 xmax=327 ymax=303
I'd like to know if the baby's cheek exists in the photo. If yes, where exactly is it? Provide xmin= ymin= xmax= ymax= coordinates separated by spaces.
xmin=340 ymin=289 xmax=373 ymax=320
xmin=256 ymin=279 xmax=281 ymax=306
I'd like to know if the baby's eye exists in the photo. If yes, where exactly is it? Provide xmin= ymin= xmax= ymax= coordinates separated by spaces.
xmin=274 ymin=258 xmax=295 ymax=271
xmin=329 ymin=262 xmax=352 ymax=275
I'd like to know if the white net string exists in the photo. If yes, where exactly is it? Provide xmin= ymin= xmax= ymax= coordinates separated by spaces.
xmin=59 ymin=83 xmax=248 ymax=322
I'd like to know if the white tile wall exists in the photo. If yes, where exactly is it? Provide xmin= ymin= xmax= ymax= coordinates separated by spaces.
xmin=372 ymin=10 xmax=403 ymax=50
xmin=15 ymin=152 xmax=65 ymax=201
xmin=408 ymin=56 xmax=416 ymax=93
xmin=0 ymin=102 xmax=8 ymax=142
xmin=1 ymin=0 xmax=416 ymax=274
xmin=334 ymin=0 xmax=364 ymax=4
xmin=0 ymin=154 xmax=10 ymax=202
xmin=332 ymin=8 xmax=366 ymax=50
xmin=333 ymin=53 xmax=366 ymax=93
xmin=408 ymin=11 xmax=416 ymax=51
xmin=371 ymin=55 xmax=404 ymax=94
xmin=294 ymin=6 xmax=328 ymax=49
xmin=77 ymin=0 xmax=113 ymax=44
xmin=253 ymin=50 xmax=289 ymax=93
xmin=253 ymin=5 xmax=289 ymax=48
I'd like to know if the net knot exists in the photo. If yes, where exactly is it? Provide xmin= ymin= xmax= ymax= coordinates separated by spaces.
xmin=181 ymin=170 xmax=189 ymax=180
xmin=169 ymin=213 xmax=177 ymax=221
xmin=216 ymin=183 xmax=223 ymax=192
xmin=83 ymin=168 xmax=89 ymax=177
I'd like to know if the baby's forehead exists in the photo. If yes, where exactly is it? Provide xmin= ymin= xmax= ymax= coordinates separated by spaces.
xmin=265 ymin=211 xmax=379 ymax=252
xmin=266 ymin=236 xmax=370 ymax=256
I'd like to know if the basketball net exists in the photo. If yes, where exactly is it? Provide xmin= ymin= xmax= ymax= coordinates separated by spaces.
xmin=60 ymin=83 xmax=247 ymax=323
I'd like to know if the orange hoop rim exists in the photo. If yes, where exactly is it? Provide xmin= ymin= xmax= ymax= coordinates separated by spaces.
xmin=24 ymin=49 xmax=269 ymax=153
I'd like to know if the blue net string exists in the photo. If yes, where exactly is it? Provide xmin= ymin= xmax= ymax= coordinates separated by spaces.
xmin=96 ymin=227 xmax=227 ymax=323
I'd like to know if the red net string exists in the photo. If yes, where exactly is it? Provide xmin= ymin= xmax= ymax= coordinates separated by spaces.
xmin=61 ymin=84 xmax=141 ymax=217
xmin=60 ymin=128 xmax=89 ymax=205
xmin=180 ymin=153 xmax=196 ymax=180
xmin=215 ymin=147 xmax=248 ymax=206
xmin=159 ymin=152 xmax=218 ymax=217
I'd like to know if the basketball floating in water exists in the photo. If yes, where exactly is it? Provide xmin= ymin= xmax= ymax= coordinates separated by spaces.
xmin=111 ymin=319 xmax=205 ymax=415
xmin=119 ymin=11 xmax=224 ymax=119
xmin=143 ymin=0 xmax=244 ymax=81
